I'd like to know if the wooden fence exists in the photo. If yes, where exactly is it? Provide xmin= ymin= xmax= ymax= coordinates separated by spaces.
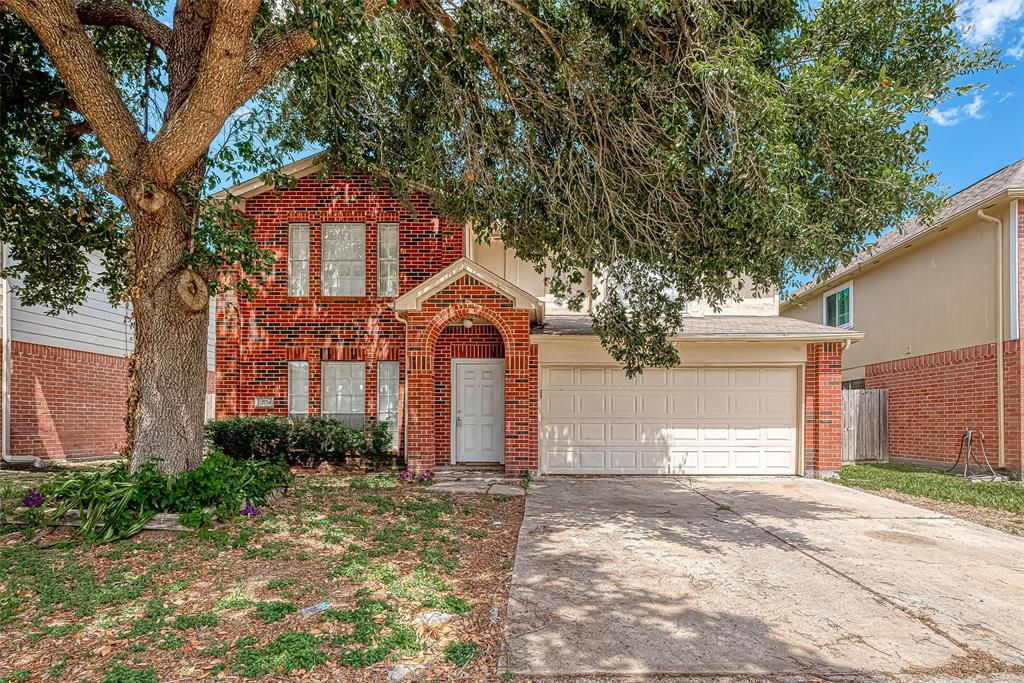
xmin=842 ymin=388 xmax=889 ymax=463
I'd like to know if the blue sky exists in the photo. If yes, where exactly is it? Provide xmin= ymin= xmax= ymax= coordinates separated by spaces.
xmin=925 ymin=0 xmax=1024 ymax=193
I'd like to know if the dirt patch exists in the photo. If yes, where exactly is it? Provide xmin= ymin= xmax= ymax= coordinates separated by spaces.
xmin=870 ymin=490 xmax=1024 ymax=536
xmin=865 ymin=530 xmax=939 ymax=546
xmin=0 ymin=473 xmax=524 ymax=682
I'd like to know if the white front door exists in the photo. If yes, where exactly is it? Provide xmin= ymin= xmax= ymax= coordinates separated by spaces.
xmin=453 ymin=359 xmax=505 ymax=463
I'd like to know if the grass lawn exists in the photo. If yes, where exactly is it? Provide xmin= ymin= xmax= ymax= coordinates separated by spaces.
xmin=0 ymin=471 xmax=523 ymax=682
xmin=837 ymin=464 xmax=1024 ymax=514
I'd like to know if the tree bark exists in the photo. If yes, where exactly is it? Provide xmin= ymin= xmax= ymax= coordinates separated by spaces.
xmin=124 ymin=192 xmax=209 ymax=475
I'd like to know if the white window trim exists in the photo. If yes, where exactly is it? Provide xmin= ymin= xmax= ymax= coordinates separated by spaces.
xmin=321 ymin=360 xmax=366 ymax=427
xmin=376 ymin=360 xmax=400 ymax=448
xmin=822 ymin=281 xmax=854 ymax=329
xmin=377 ymin=222 xmax=399 ymax=297
xmin=321 ymin=222 xmax=366 ymax=297
xmin=288 ymin=223 xmax=310 ymax=297
xmin=287 ymin=361 xmax=309 ymax=417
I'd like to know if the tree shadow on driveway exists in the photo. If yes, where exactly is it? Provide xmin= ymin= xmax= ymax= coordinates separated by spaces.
xmin=502 ymin=477 xmax=964 ymax=677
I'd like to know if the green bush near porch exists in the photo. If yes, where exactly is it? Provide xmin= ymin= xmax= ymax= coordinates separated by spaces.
xmin=837 ymin=464 xmax=1024 ymax=514
xmin=205 ymin=417 xmax=393 ymax=468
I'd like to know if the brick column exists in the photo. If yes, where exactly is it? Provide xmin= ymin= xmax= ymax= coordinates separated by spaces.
xmin=804 ymin=341 xmax=843 ymax=478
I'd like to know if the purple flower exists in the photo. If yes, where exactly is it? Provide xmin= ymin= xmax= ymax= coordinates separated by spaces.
xmin=22 ymin=489 xmax=44 ymax=508
xmin=398 ymin=469 xmax=413 ymax=482
xmin=240 ymin=501 xmax=260 ymax=517
xmin=416 ymin=469 xmax=434 ymax=482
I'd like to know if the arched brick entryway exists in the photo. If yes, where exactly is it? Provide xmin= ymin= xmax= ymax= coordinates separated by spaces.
xmin=402 ymin=279 xmax=538 ymax=475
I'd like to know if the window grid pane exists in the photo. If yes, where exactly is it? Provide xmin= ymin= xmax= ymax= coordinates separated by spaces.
xmin=377 ymin=223 xmax=399 ymax=297
xmin=322 ymin=223 xmax=365 ymax=296
xmin=288 ymin=223 xmax=310 ymax=297
xmin=288 ymin=361 xmax=309 ymax=416
xmin=376 ymin=361 xmax=399 ymax=447
xmin=321 ymin=361 xmax=365 ymax=428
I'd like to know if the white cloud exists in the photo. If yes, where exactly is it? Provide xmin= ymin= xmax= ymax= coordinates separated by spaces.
xmin=1008 ymin=28 xmax=1024 ymax=57
xmin=927 ymin=95 xmax=987 ymax=126
xmin=993 ymin=89 xmax=1016 ymax=102
xmin=959 ymin=0 xmax=1024 ymax=44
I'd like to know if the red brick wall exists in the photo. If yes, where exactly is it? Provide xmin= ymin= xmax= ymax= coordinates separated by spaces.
xmin=1 ymin=342 xmax=218 ymax=461
xmin=866 ymin=341 xmax=1022 ymax=473
xmin=215 ymin=174 xmax=465 ymax=451
xmin=405 ymin=276 xmax=537 ymax=475
xmin=804 ymin=342 xmax=843 ymax=476
xmin=6 ymin=341 xmax=128 ymax=460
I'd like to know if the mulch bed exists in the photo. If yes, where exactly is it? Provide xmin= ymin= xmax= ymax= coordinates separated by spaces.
xmin=0 ymin=473 xmax=525 ymax=682
xmin=867 ymin=489 xmax=1024 ymax=536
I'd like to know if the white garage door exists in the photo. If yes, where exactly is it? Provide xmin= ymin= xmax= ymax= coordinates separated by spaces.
xmin=541 ymin=366 xmax=798 ymax=475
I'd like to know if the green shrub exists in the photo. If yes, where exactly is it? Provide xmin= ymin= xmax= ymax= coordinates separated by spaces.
xmin=289 ymin=417 xmax=363 ymax=465
xmin=362 ymin=420 xmax=394 ymax=468
xmin=29 ymin=451 xmax=292 ymax=543
xmin=205 ymin=415 xmax=395 ymax=468
xmin=204 ymin=416 xmax=292 ymax=461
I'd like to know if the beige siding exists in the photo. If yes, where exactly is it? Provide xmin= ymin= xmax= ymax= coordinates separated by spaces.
xmin=472 ymin=234 xmax=777 ymax=316
xmin=783 ymin=205 xmax=1013 ymax=380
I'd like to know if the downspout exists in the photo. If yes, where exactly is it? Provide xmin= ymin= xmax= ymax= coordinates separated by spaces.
xmin=391 ymin=307 xmax=410 ymax=464
xmin=977 ymin=209 xmax=1005 ymax=469
xmin=1 ymin=242 xmax=10 ymax=464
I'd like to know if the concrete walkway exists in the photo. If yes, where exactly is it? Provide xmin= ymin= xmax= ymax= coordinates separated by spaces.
xmin=503 ymin=477 xmax=1024 ymax=678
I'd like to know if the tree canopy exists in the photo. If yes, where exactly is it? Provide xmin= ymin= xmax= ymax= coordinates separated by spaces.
xmin=0 ymin=0 xmax=998 ymax=469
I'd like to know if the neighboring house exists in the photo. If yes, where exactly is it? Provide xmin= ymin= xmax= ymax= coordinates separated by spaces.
xmin=215 ymin=154 xmax=860 ymax=478
xmin=782 ymin=158 xmax=1024 ymax=477
xmin=0 ymin=252 xmax=218 ymax=463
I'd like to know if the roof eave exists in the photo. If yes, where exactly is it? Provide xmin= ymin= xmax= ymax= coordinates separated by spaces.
xmin=783 ymin=188 xmax=1024 ymax=309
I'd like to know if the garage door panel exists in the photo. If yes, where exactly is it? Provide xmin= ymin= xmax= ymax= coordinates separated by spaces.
xmin=610 ymin=395 xmax=638 ymax=414
xmin=541 ymin=366 xmax=798 ymax=475
xmin=670 ymin=369 xmax=698 ymax=386
xmin=578 ymin=394 xmax=605 ymax=414
xmin=671 ymin=394 xmax=700 ymax=416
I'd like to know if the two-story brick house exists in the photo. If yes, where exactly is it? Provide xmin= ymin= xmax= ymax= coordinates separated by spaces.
xmin=216 ymin=154 xmax=860 ymax=477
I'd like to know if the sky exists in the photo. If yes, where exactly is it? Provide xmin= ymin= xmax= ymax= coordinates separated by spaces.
xmin=925 ymin=0 xmax=1024 ymax=193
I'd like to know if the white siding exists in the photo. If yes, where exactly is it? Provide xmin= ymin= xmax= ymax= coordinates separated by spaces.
xmin=9 ymin=256 xmax=132 ymax=357
xmin=5 ymin=254 xmax=217 ymax=368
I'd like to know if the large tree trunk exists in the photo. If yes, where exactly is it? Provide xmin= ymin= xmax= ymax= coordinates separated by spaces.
xmin=125 ymin=190 xmax=210 ymax=475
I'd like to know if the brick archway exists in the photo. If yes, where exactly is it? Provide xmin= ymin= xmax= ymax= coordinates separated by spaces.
xmin=403 ymin=277 xmax=538 ymax=475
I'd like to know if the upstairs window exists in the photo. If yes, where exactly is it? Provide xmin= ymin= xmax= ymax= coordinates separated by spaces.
xmin=376 ymin=361 xmax=399 ymax=448
xmin=288 ymin=361 xmax=309 ymax=417
xmin=288 ymin=223 xmax=309 ymax=296
xmin=322 ymin=361 xmax=365 ymax=428
xmin=377 ymin=223 xmax=399 ymax=296
xmin=322 ymin=222 xmax=365 ymax=296
xmin=824 ymin=284 xmax=852 ymax=328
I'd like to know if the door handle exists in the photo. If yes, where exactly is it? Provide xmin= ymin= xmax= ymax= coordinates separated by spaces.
xmin=456 ymin=410 xmax=462 ymax=427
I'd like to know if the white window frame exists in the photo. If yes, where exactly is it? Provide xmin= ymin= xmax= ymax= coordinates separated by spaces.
xmin=376 ymin=361 xmax=400 ymax=448
xmin=377 ymin=222 xmax=399 ymax=297
xmin=822 ymin=282 xmax=853 ymax=329
xmin=321 ymin=361 xmax=365 ymax=428
xmin=288 ymin=223 xmax=310 ymax=297
xmin=321 ymin=222 xmax=365 ymax=296
xmin=287 ymin=361 xmax=309 ymax=417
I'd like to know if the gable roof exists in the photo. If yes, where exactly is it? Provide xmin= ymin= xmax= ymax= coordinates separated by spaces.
xmin=783 ymin=157 xmax=1024 ymax=307
xmin=212 ymin=152 xmax=325 ymax=200
xmin=393 ymin=258 xmax=544 ymax=321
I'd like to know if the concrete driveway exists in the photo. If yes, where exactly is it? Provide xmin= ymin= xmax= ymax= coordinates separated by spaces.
xmin=502 ymin=477 xmax=1024 ymax=678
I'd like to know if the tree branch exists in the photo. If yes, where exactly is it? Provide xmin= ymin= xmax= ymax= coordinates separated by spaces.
xmin=75 ymin=1 xmax=172 ymax=51
xmin=7 ymin=0 xmax=145 ymax=168
xmin=233 ymin=30 xmax=317 ymax=110
xmin=145 ymin=0 xmax=261 ymax=186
